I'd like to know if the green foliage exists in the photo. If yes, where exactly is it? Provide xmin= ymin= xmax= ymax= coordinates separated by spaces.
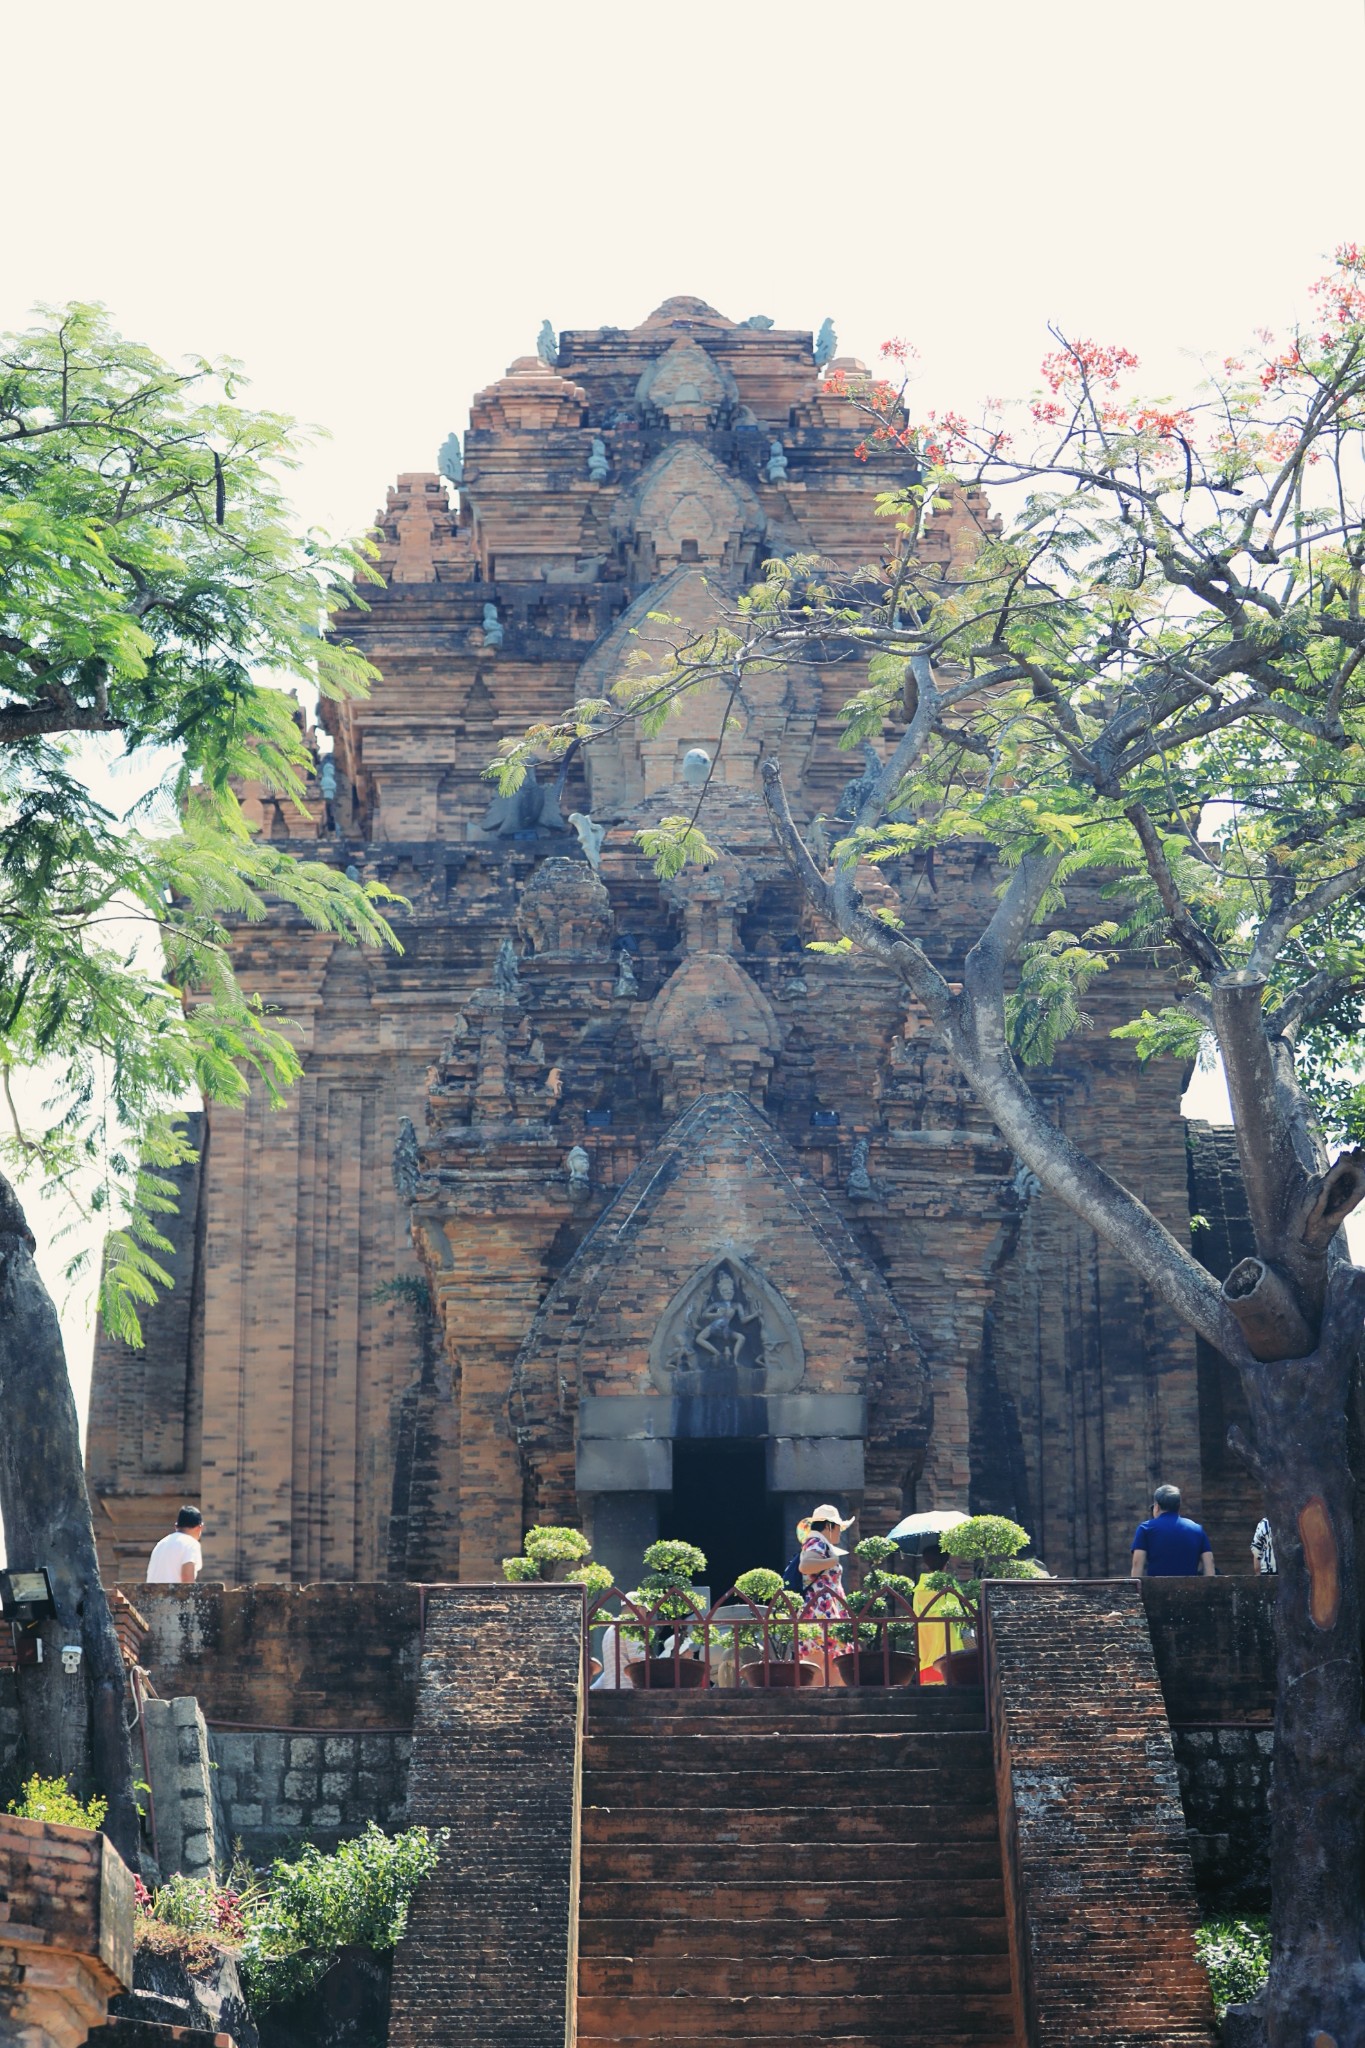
xmin=500 ymin=1523 xmax=592 ymax=1583
xmin=641 ymin=1538 xmax=707 ymax=1585
xmin=634 ymin=816 xmax=718 ymax=878
xmin=733 ymin=1568 xmax=785 ymax=1604
xmin=942 ymin=1516 xmax=1031 ymax=1562
xmin=237 ymin=1823 xmax=446 ymax=2010
xmin=1006 ymin=927 xmax=1118 ymax=1065
xmin=0 ymin=302 xmax=399 ymax=1338
xmin=1194 ymin=1916 xmax=1271 ymax=2017
xmin=569 ymin=1561 xmax=615 ymax=1599
xmin=6 ymin=1773 xmax=107 ymax=1830
xmin=853 ymin=1535 xmax=901 ymax=1570
xmin=523 ymin=1525 xmax=591 ymax=1565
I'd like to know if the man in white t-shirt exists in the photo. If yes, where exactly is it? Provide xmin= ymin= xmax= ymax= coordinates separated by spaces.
xmin=146 ymin=1507 xmax=206 ymax=1585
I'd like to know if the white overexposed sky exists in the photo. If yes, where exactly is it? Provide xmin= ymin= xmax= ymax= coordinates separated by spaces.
xmin=3 ymin=0 xmax=1364 ymax=1439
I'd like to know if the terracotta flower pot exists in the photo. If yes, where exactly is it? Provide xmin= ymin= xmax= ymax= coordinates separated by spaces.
xmin=830 ymin=1649 xmax=919 ymax=1688
xmin=625 ymin=1656 xmax=709 ymax=1690
xmin=935 ymin=1647 xmax=982 ymax=1687
xmin=740 ymin=1658 xmax=824 ymax=1688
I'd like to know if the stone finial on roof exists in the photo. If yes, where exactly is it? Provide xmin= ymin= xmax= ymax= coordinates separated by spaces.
xmin=536 ymin=319 xmax=559 ymax=367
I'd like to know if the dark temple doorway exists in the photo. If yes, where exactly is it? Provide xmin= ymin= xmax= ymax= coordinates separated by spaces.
xmin=660 ymin=1440 xmax=783 ymax=1599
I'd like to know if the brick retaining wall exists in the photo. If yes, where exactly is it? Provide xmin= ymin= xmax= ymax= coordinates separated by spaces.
xmin=0 ymin=1811 xmax=133 ymax=2045
xmin=388 ymin=1583 xmax=583 ymax=2048
xmin=130 ymin=1582 xmax=422 ymax=1728
xmin=984 ymin=1579 xmax=1217 ymax=2047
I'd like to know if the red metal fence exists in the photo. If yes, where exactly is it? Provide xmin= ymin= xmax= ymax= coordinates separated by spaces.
xmin=582 ymin=1582 xmax=981 ymax=1714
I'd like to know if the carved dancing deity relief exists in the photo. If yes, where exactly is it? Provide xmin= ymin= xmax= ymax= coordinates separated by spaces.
xmin=648 ymin=1255 xmax=805 ymax=1397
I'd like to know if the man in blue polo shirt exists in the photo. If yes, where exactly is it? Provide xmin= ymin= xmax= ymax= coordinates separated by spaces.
xmin=1130 ymin=1485 xmax=1215 ymax=1577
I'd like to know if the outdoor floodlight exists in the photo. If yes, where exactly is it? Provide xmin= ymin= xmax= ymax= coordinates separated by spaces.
xmin=0 ymin=1567 xmax=56 ymax=1622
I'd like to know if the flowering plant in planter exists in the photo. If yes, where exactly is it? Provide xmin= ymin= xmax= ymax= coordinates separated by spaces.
xmin=500 ymin=1525 xmax=592 ymax=1582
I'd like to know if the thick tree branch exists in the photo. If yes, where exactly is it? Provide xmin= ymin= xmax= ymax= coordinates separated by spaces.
xmin=1124 ymin=801 xmax=1227 ymax=975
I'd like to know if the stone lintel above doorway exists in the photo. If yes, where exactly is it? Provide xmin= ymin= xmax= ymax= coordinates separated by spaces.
xmin=767 ymin=1436 xmax=865 ymax=1493
xmin=576 ymin=1392 xmax=867 ymax=1494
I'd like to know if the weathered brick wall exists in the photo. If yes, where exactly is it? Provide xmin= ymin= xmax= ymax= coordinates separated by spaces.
xmin=211 ymin=1727 xmax=410 ymax=1861
xmin=984 ymin=1580 xmax=1217 ymax=2047
xmin=133 ymin=1582 xmax=421 ymax=1727
xmin=1142 ymin=1575 xmax=1275 ymax=1725
xmin=388 ymin=1583 xmax=582 ymax=2048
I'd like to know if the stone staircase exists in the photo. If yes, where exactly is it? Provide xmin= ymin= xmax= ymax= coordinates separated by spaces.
xmin=577 ymin=1686 xmax=1017 ymax=2048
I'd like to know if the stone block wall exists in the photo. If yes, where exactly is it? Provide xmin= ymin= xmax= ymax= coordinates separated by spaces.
xmin=984 ymin=1579 xmax=1217 ymax=2047
xmin=1173 ymin=1726 xmax=1273 ymax=1912
xmin=211 ymin=1728 xmax=411 ymax=1863
xmin=0 ymin=1812 xmax=133 ymax=2047
xmin=388 ymin=1583 xmax=583 ymax=2048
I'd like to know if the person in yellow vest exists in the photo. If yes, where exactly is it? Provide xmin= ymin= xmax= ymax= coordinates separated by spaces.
xmin=911 ymin=1542 xmax=969 ymax=1686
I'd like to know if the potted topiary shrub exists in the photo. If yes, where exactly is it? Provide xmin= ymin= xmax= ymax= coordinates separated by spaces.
xmin=732 ymin=1568 xmax=823 ymax=1688
xmin=500 ymin=1524 xmax=592 ymax=1581
xmin=924 ymin=1515 xmax=1047 ymax=1685
xmin=831 ymin=1536 xmax=921 ymax=1687
xmin=622 ymin=1539 xmax=709 ymax=1690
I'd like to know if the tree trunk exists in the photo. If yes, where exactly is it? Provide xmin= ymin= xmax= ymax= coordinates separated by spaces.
xmin=1233 ymin=1267 xmax=1365 ymax=2045
xmin=0 ymin=1174 xmax=138 ymax=1864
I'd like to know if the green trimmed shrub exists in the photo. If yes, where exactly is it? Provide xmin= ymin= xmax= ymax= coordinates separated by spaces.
xmin=501 ymin=1524 xmax=592 ymax=1582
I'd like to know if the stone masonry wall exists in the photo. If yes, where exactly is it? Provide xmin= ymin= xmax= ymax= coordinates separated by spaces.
xmin=984 ymin=1579 xmax=1217 ymax=2048
xmin=211 ymin=1727 xmax=411 ymax=1863
xmin=388 ymin=1583 xmax=582 ymax=2048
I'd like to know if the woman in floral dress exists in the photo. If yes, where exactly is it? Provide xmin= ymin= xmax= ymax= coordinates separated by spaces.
xmin=797 ymin=1503 xmax=854 ymax=1681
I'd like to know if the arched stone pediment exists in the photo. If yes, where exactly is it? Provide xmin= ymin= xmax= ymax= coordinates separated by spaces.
xmin=635 ymin=338 xmax=738 ymax=427
xmin=508 ymin=1092 xmax=928 ymax=1479
xmin=639 ymin=953 xmax=782 ymax=1112
xmin=613 ymin=442 xmax=766 ymax=570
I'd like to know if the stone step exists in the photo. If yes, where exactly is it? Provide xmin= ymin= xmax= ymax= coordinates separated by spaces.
xmin=577 ymin=2030 xmax=1015 ymax=2048
xmin=577 ymin=1915 xmax=1011 ymax=1961
xmin=578 ymin=1878 xmax=1006 ymax=1921
xmin=583 ymin=1767 xmax=996 ymax=1807
xmin=576 ymin=1992 xmax=1017 ymax=2037
xmin=581 ymin=1801 xmax=1000 ymax=1845
xmin=581 ymin=1838 xmax=1005 ymax=1885
xmin=580 ymin=1950 xmax=1014 ymax=1997
xmin=587 ymin=1690 xmax=985 ymax=1724
xmin=584 ymin=1731 xmax=992 ymax=1773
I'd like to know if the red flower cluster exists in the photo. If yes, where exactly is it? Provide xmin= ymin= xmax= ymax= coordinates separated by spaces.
xmin=1040 ymin=339 xmax=1140 ymax=394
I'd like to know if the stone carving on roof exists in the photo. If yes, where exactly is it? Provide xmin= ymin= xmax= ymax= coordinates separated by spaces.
xmin=516 ymin=856 xmax=612 ymax=959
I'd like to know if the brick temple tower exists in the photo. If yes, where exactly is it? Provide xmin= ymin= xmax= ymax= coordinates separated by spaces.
xmin=87 ymin=298 xmax=1234 ymax=1594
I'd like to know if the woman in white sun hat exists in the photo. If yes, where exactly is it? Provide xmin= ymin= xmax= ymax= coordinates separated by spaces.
xmin=796 ymin=1504 xmax=854 ymax=1681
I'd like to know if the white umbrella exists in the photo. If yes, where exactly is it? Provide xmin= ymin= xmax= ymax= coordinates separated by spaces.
xmin=886 ymin=1510 xmax=970 ymax=1545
